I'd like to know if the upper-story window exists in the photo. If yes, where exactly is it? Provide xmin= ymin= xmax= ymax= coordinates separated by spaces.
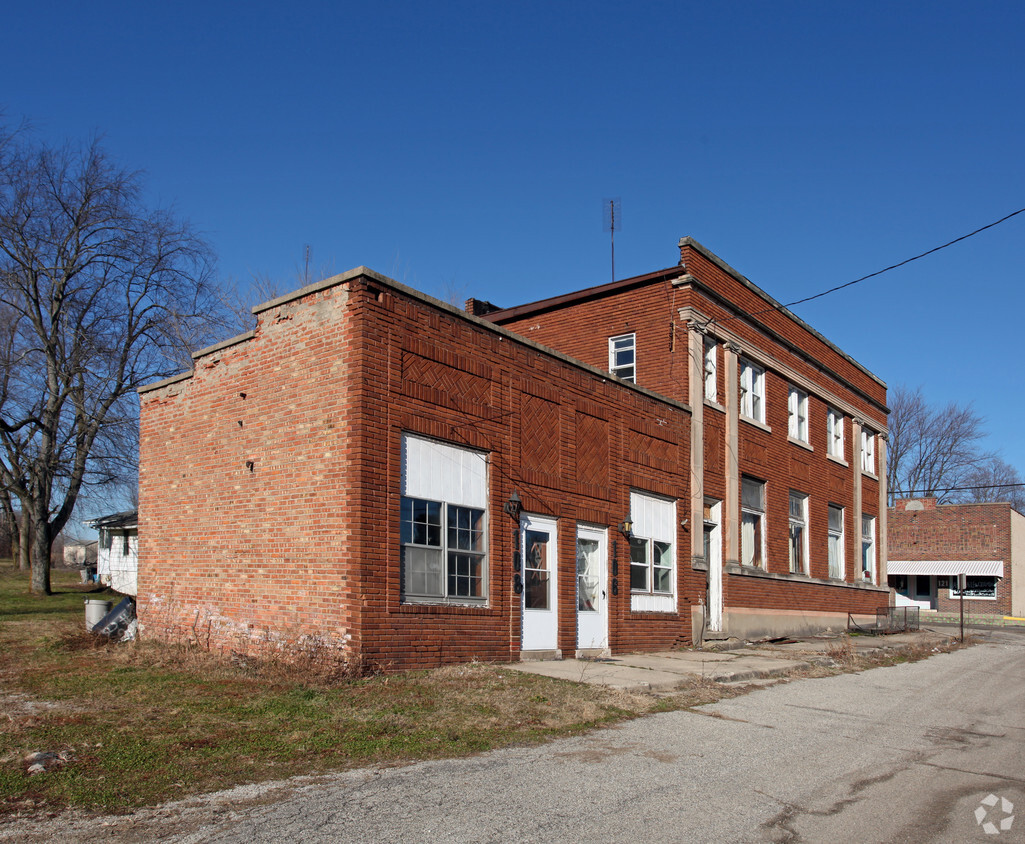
xmin=827 ymin=408 xmax=845 ymax=459
xmin=609 ymin=334 xmax=636 ymax=383
xmin=861 ymin=428 xmax=876 ymax=474
xmin=703 ymin=337 xmax=717 ymax=402
xmin=739 ymin=359 xmax=765 ymax=423
xmin=788 ymin=386 xmax=808 ymax=442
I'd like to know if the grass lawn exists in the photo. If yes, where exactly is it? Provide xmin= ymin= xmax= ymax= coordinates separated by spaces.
xmin=0 ymin=563 xmax=688 ymax=817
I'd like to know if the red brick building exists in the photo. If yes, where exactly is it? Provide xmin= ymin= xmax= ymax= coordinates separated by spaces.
xmin=137 ymin=237 xmax=890 ymax=669
xmin=888 ymin=498 xmax=1025 ymax=618
xmin=476 ymin=236 xmax=890 ymax=642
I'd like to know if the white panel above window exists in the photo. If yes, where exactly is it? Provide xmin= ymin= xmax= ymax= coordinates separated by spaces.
xmin=402 ymin=434 xmax=487 ymax=507
xmin=630 ymin=491 xmax=675 ymax=543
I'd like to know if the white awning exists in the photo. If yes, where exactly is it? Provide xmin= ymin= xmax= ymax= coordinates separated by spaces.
xmin=888 ymin=560 xmax=1004 ymax=577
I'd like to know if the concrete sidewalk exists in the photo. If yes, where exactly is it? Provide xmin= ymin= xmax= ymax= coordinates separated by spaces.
xmin=505 ymin=628 xmax=954 ymax=693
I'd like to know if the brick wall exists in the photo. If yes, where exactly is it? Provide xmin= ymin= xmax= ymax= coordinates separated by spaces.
xmin=138 ymin=284 xmax=365 ymax=663
xmin=138 ymin=271 xmax=698 ymax=670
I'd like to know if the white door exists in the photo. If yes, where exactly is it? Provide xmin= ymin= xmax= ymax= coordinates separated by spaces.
xmin=576 ymin=526 xmax=608 ymax=651
xmin=521 ymin=515 xmax=558 ymax=652
xmin=704 ymin=500 xmax=723 ymax=632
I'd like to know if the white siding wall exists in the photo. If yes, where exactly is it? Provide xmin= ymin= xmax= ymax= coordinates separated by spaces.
xmin=98 ymin=530 xmax=138 ymax=596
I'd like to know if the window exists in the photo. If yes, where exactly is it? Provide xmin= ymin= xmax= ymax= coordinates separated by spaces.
xmin=628 ymin=491 xmax=676 ymax=610
xmin=739 ymin=359 xmax=765 ymax=423
xmin=950 ymin=576 xmax=998 ymax=599
xmin=99 ymin=529 xmax=112 ymax=551
xmin=400 ymin=434 xmax=488 ymax=604
xmin=788 ymin=386 xmax=808 ymax=442
xmin=789 ymin=492 xmax=809 ymax=574
xmin=609 ymin=333 xmax=636 ymax=382
xmin=741 ymin=477 xmax=766 ymax=568
xmin=861 ymin=429 xmax=876 ymax=474
xmin=703 ymin=337 xmax=717 ymax=402
xmin=828 ymin=504 xmax=844 ymax=579
xmin=122 ymin=533 xmax=130 ymax=556
xmin=630 ymin=536 xmax=673 ymax=593
xmin=861 ymin=515 xmax=875 ymax=582
xmin=827 ymin=408 xmax=844 ymax=459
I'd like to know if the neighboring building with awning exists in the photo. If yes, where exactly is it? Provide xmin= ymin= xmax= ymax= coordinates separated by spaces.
xmin=888 ymin=499 xmax=1025 ymax=616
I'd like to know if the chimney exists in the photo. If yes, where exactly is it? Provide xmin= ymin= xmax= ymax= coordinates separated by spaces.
xmin=464 ymin=298 xmax=501 ymax=317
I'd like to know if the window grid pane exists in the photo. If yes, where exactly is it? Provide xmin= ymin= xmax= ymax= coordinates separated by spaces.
xmin=402 ymin=495 xmax=486 ymax=602
xmin=610 ymin=334 xmax=636 ymax=382
xmin=630 ymin=537 xmax=649 ymax=591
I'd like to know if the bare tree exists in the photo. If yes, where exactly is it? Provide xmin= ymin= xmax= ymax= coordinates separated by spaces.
xmin=961 ymin=457 xmax=1025 ymax=513
xmin=887 ymin=385 xmax=992 ymax=503
xmin=0 ymin=126 xmax=223 ymax=594
xmin=217 ymin=251 xmax=333 ymax=336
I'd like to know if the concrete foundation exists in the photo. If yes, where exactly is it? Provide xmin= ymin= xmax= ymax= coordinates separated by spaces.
xmin=692 ymin=605 xmax=876 ymax=644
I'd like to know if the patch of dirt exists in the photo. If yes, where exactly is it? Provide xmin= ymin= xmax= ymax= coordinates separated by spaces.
xmin=1 ymin=693 xmax=77 ymax=724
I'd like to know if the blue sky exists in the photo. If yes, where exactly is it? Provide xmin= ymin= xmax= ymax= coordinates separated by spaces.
xmin=4 ymin=1 xmax=1024 ymax=473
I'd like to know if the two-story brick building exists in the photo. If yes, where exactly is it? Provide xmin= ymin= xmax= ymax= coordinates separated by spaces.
xmin=475 ymin=236 xmax=890 ymax=642
xmin=888 ymin=498 xmax=1025 ymax=618
xmin=136 ymin=237 xmax=890 ymax=670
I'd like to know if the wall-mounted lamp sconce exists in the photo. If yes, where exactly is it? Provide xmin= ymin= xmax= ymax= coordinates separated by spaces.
xmin=504 ymin=490 xmax=523 ymax=521
xmin=245 ymin=460 xmax=255 ymax=472
xmin=618 ymin=517 xmax=634 ymax=540
xmin=681 ymin=518 xmax=689 ymax=531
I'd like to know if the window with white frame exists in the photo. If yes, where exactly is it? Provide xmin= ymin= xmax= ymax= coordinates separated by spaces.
xmin=827 ymin=408 xmax=844 ymax=459
xmin=789 ymin=491 xmax=809 ymax=574
xmin=703 ymin=336 xmax=717 ymax=402
xmin=950 ymin=576 xmax=998 ymax=599
xmin=788 ymin=386 xmax=808 ymax=442
xmin=609 ymin=333 xmax=636 ymax=382
xmin=628 ymin=491 xmax=676 ymax=611
xmin=861 ymin=428 xmax=876 ymax=474
xmin=740 ymin=359 xmax=765 ymax=423
xmin=400 ymin=434 xmax=488 ymax=604
xmin=828 ymin=504 xmax=845 ymax=579
xmin=741 ymin=476 xmax=766 ymax=568
xmin=861 ymin=514 xmax=875 ymax=582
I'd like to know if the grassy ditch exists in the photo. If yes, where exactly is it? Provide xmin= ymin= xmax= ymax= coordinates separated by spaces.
xmin=0 ymin=563 xmax=968 ymax=818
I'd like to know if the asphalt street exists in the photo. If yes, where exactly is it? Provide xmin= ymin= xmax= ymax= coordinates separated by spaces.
xmin=9 ymin=627 xmax=1025 ymax=843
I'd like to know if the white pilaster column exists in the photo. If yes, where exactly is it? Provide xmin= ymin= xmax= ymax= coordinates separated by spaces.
xmin=724 ymin=343 xmax=740 ymax=566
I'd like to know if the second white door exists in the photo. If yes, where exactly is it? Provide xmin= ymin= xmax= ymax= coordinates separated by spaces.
xmin=575 ymin=525 xmax=608 ymax=651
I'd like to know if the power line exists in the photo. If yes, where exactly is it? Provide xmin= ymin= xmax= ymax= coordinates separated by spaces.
xmin=710 ymin=205 xmax=1025 ymax=327
xmin=894 ymin=481 xmax=1025 ymax=497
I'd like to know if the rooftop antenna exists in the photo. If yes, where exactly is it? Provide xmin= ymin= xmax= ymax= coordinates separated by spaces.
xmin=303 ymin=244 xmax=312 ymax=285
xmin=603 ymin=198 xmax=621 ymax=283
